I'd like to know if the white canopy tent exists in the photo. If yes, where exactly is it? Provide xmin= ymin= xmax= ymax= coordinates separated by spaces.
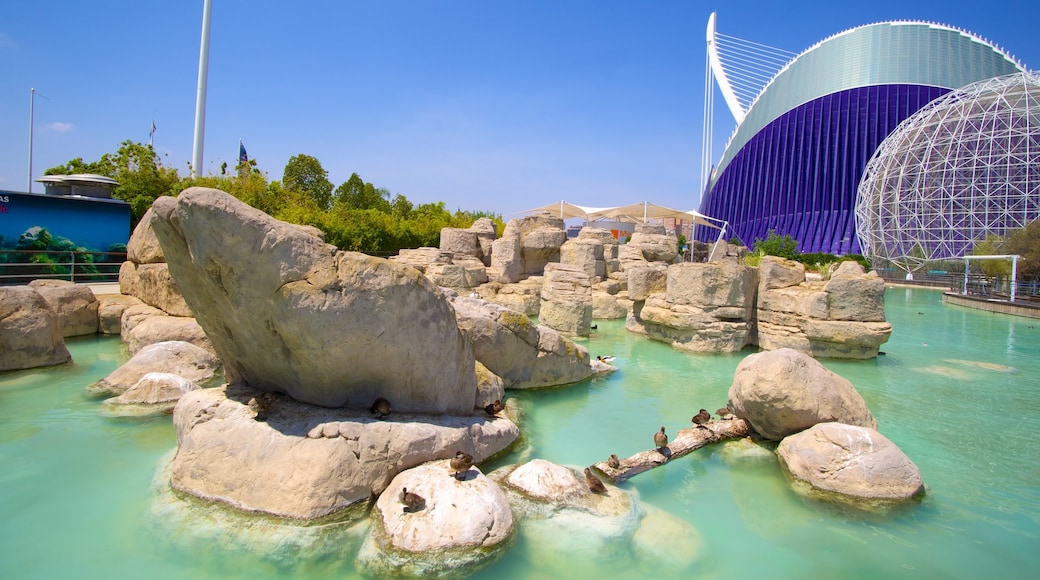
xmin=518 ymin=200 xmax=730 ymax=259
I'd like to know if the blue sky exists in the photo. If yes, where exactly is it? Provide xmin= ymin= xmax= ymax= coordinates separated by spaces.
xmin=2 ymin=0 xmax=1038 ymax=219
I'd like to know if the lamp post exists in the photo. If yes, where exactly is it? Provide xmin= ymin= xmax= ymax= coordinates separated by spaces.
xmin=191 ymin=0 xmax=213 ymax=178
xmin=28 ymin=87 xmax=35 ymax=193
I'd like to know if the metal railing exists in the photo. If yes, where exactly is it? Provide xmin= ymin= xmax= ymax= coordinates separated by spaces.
xmin=0 ymin=249 xmax=126 ymax=285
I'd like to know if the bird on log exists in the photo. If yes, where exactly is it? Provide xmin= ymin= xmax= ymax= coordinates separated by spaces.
xmin=654 ymin=426 xmax=669 ymax=452
xmin=449 ymin=450 xmax=475 ymax=480
xmin=584 ymin=467 xmax=608 ymax=494
xmin=400 ymin=487 xmax=426 ymax=513
xmin=692 ymin=409 xmax=711 ymax=426
xmin=716 ymin=406 xmax=733 ymax=420
xmin=594 ymin=418 xmax=751 ymax=483
xmin=607 ymin=454 xmax=620 ymax=469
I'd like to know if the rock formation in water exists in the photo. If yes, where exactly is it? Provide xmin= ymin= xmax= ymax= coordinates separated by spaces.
xmin=86 ymin=340 xmax=221 ymax=398
xmin=539 ymin=263 xmax=593 ymax=337
xmin=0 ymin=286 xmax=72 ymax=371
xmin=777 ymin=422 xmax=926 ymax=505
xmin=101 ymin=372 xmax=200 ymax=417
xmin=28 ymin=279 xmax=99 ymax=337
xmin=356 ymin=460 xmax=515 ymax=576
xmin=149 ymin=187 xmax=478 ymax=413
xmin=727 ymin=348 xmax=877 ymax=440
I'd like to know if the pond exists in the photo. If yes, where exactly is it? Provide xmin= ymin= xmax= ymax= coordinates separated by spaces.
xmin=1 ymin=287 xmax=1038 ymax=579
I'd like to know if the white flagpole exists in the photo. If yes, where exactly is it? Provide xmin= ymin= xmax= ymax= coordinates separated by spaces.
xmin=191 ymin=0 xmax=213 ymax=177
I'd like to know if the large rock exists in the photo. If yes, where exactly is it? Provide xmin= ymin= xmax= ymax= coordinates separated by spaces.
xmin=119 ymin=261 xmax=192 ymax=317
xmin=777 ymin=422 xmax=925 ymax=505
xmin=560 ymin=238 xmax=605 ymax=280
xmin=539 ymin=263 xmax=592 ymax=337
xmin=758 ymin=255 xmax=805 ymax=291
xmin=123 ymin=313 xmax=213 ymax=356
xmin=86 ymin=340 xmax=222 ymax=398
xmin=481 ymin=278 xmax=542 ymax=317
xmin=489 ymin=233 xmax=523 ymax=284
xmin=728 ymin=348 xmax=877 ymax=440
xmin=170 ymin=385 xmax=519 ymax=519
xmin=450 ymin=296 xmax=595 ymax=389
xmin=626 ymin=265 xmax=667 ymax=302
xmin=27 ymin=279 xmax=99 ymax=337
xmin=390 ymin=248 xmax=453 ymax=274
xmin=0 ymin=286 xmax=71 ymax=371
xmin=101 ymin=372 xmax=200 ymax=416
xmin=126 ymin=207 xmax=166 ymax=264
xmin=149 ymin=187 xmax=477 ymax=413
xmin=628 ymin=225 xmax=678 ymax=263
xmin=356 ymin=461 xmax=514 ymax=577
xmin=823 ymin=261 xmax=886 ymax=321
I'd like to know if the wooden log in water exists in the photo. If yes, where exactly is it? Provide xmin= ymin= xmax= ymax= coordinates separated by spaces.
xmin=593 ymin=418 xmax=751 ymax=483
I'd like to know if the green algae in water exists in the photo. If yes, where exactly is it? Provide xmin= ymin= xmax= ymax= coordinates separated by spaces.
xmin=2 ymin=288 xmax=1040 ymax=579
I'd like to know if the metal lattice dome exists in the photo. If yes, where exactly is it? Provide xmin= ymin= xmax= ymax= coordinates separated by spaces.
xmin=855 ymin=72 xmax=1040 ymax=271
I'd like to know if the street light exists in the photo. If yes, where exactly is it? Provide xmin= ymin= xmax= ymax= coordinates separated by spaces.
xmin=28 ymin=87 xmax=35 ymax=193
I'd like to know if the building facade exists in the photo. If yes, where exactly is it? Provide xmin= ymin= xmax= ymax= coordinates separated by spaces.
xmin=696 ymin=21 xmax=1024 ymax=254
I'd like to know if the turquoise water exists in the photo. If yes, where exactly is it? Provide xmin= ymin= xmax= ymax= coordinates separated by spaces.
xmin=1 ymin=287 xmax=1038 ymax=579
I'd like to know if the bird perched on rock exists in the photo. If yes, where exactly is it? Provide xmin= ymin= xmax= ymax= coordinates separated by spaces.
xmin=607 ymin=454 xmax=620 ymax=469
xmin=400 ymin=487 xmax=426 ymax=513
xmin=370 ymin=397 xmax=392 ymax=419
xmin=449 ymin=450 xmax=474 ymax=480
xmin=484 ymin=399 xmax=503 ymax=417
xmin=715 ymin=406 xmax=733 ymax=420
xmin=654 ymin=426 xmax=669 ymax=451
xmin=249 ymin=392 xmax=275 ymax=422
xmin=596 ymin=355 xmax=616 ymax=363
xmin=692 ymin=409 xmax=711 ymax=425
xmin=584 ymin=467 xmax=607 ymax=494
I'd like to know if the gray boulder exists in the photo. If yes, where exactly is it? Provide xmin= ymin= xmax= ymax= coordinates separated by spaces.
xmin=777 ymin=422 xmax=925 ymax=504
xmin=171 ymin=385 xmax=519 ymax=520
xmin=728 ymin=348 xmax=877 ymax=440
xmin=149 ymin=187 xmax=477 ymax=413
xmin=450 ymin=296 xmax=595 ymax=389
xmin=27 ymin=279 xmax=99 ymax=337
xmin=97 ymin=294 xmax=142 ymax=335
xmin=86 ymin=340 xmax=221 ymax=398
xmin=101 ymin=372 xmax=200 ymax=416
xmin=0 ymin=286 xmax=71 ymax=371
xmin=123 ymin=313 xmax=213 ymax=356
xmin=539 ymin=263 xmax=592 ymax=337
xmin=356 ymin=461 xmax=514 ymax=577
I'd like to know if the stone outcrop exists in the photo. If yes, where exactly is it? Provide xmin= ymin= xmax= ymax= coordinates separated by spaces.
xmin=27 ymin=279 xmax=99 ymax=337
xmin=777 ymin=422 xmax=925 ymax=505
xmin=756 ymin=257 xmax=891 ymax=359
xmin=392 ymin=248 xmax=488 ymax=292
xmin=450 ymin=296 xmax=596 ymax=389
xmin=578 ymin=227 xmax=621 ymax=275
xmin=86 ymin=340 xmax=222 ymax=398
xmin=539 ymin=263 xmax=592 ymax=337
xmin=560 ymin=237 xmax=605 ymax=280
xmin=119 ymin=208 xmax=192 ymax=317
xmin=97 ymin=294 xmax=142 ymax=335
xmin=727 ymin=348 xmax=877 ymax=440
xmin=149 ymin=187 xmax=477 ymax=413
xmin=489 ymin=214 xmax=566 ymax=283
xmin=478 ymin=278 xmax=543 ymax=317
xmin=636 ymin=261 xmax=757 ymax=353
xmin=356 ymin=461 xmax=514 ymax=577
xmin=627 ymin=223 xmax=678 ymax=263
xmin=0 ymin=286 xmax=71 ymax=371
xmin=170 ymin=385 xmax=519 ymax=519
xmin=122 ymin=309 xmax=213 ymax=356
xmin=101 ymin=372 xmax=200 ymax=416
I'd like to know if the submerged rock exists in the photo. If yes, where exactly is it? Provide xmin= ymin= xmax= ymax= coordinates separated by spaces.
xmin=101 ymin=372 xmax=199 ymax=417
xmin=356 ymin=461 xmax=514 ymax=577
xmin=86 ymin=340 xmax=221 ymax=398
xmin=777 ymin=422 xmax=925 ymax=507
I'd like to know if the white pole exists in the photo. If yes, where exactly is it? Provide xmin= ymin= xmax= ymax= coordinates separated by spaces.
xmin=28 ymin=87 xmax=35 ymax=193
xmin=963 ymin=258 xmax=969 ymax=295
xmin=1011 ymin=255 xmax=1019 ymax=302
xmin=191 ymin=0 xmax=213 ymax=178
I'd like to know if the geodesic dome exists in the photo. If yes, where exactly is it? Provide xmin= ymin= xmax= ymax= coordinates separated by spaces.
xmin=856 ymin=72 xmax=1040 ymax=272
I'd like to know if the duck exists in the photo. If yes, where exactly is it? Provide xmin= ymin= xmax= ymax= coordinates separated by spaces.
xmin=607 ymin=454 xmax=620 ymax=469
xmin=249 ymin=392 xmax=275 ymax=422
xmin=715 ymin=406 xmax=733 ymax=420
xmin=654 ymin=426 xmax=669 ymax=451
xmin=584 ymin=467 xmax=607 ymax=494
xmin=692 ymin=408 xmax=711 ymax=425
xmin=484 ymin=399 xmax=503 ymax=417
xmin=400 ymin=487 xmax=426 ymax=513
xmin=596 ymin=355 xmax=616 ymax=363
xmin=370 ymin=397 xmax=392 ymax=419
xmin=449 ymin=450 xmax=475 ymax=480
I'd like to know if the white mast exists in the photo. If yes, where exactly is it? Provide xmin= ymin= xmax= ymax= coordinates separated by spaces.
xmin=191 ymin=0 xmax=213 ymax=177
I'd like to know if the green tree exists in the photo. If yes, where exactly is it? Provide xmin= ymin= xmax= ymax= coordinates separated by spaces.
xmin=282 ymin=154 xmax=333 ymax=210
xmin=46 ymin=140 xmax=180 ymax=231
xmin=971 ymin=234 xmax=1012 ymax=278
xmin=1003 ymin=219 xmax=1040 ymax=278
xmin=752 ymin=229 xmax=799 ymax=260
xmin=334 ymin=173 xmax=391 ymax=212
xmin=390 ymin=193 xmax=413 ymax=219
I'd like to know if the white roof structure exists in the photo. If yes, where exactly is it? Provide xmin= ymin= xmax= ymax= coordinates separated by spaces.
xmin=519 ymin=201 xmax=725 ymax=230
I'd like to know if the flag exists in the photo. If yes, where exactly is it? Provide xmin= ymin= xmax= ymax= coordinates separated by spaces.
xmin=149 ymin=120 xmax=156 ymax=139
xmin=239 ymin=140 xmax=248 ymax=164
